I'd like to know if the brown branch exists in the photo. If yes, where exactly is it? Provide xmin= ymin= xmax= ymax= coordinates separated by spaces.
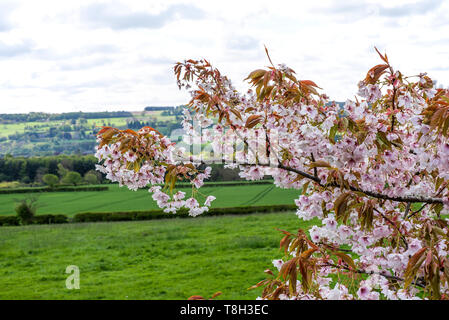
xmin=275 ymin=162 xmax=443 ymax=205
xmin=323 ymin=263 xmax=425 ymax=288
xmin=320 ymin=243 xmax=353 ymax=253
xmin=311 ymin=153 xmax=318 ymax=179
xmin=206 ymin=160 xmax=444 ymax=205
xmin=407 ymin=203 xmax=428 ymax=219
xmin=407 ymin=182 xmax=447 ymax=219
xmin=391 ymin=86 xmax=397 ymax=132
xmin=374 ymin=208 xmax=408 ymax=251
xmin=403 ymin=202 xmax=411 ymax=219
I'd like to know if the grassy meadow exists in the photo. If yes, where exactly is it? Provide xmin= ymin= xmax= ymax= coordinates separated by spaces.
xmin=0 ymin=212 xmax=316 ymax=300
xmin=0 ymin=183 xmax=300 ymax=216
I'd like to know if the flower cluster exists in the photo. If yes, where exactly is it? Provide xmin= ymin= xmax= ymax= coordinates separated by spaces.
xmin=95 ymin=126 xmax=215 ymax=215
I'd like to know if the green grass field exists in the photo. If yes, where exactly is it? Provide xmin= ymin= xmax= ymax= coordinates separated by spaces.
xmin=0 ymin=112 xmax=176 ymax=138
xmin=0 ymin=212 xmax=316 ymax=300
xmin=0 ymin=184 xmax=300 ymax=216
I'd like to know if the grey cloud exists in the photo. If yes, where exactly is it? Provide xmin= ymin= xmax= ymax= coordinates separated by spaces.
xmin=0 ymin=40 xmax=33 ymax=57
xmin=0 ymin=20 xmax=10 ymax=32
xmin=80 ymin=3 xmax=205 ymax=30
xmin=379 ymin=0 xmax=443 ymax=17
xmin=411 ymin=36 xmax=449 ymax=47
xmin=227 ymin=35 xmax=260 ymax=51
xmin=150 ymin=71 xmax=177 ymax=85
xmin=139 ymin=55 xmax=174 ymax=65
xmin=430 ymin=66 xmax=449 ymax=71
xmin=33 ymin=44 xmax=120 ymax=62
xmin=58 ymin=57 xmax=115 ymax=71
xmin=44 ymin=78 xmax=123 ymax=94
xmin=2 ymin=77 xmax=121 ymax=92
xmin=79 ymin=44 xmax=120 ymax=55
xmin=320 ymin=0 xmax=444 ymax=19
xmin=0 ymin=2 xmax=16 ymax=32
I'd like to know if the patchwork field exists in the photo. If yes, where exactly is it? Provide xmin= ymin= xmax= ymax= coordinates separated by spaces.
xmin=0 ymin=112 xmax=176 ymax=138
xmin=0 ymin=183 xmax=301 ymax=216
xmin=0 ymin=110 xmax=181 ymax=156
xmin=0 ymin=212 xmax=317 ymax=300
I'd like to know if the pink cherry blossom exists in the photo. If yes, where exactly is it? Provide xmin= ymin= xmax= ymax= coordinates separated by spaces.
xmin=95 ymin=51 xmax=449 ymax=300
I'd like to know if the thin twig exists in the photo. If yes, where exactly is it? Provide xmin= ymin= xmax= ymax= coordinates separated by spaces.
xmin=374 ymin=208 xmax=408 ymax=251
xmin=403 ymin=203 xmax=411 ymax=220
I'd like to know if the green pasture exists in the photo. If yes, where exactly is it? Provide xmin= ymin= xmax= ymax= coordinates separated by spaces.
xmin=0 ymin=111 xmax=176 ymax=138
xmin=0 ymin=184 xmax=300 ymax=216
xmin=0 ymin=212 xmax=315 ymax=300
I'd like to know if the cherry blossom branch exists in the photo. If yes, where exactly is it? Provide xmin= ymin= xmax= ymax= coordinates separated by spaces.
xmin=373 ymin=208 xmax=408 ymax=250
xmin=390 ymin=86 xmax=397 ymax=132
xmin=235 ymin=160 xmax=444 ymax=205
xmin=310 ymin=153 xmax=318 ymax=179
xmin=403 ymin=202 xmax=411 ymax=219
xmin=323 ymin=263 xmax=425 ymax=288
xmin=276 ymin=163 xmax=443 ymax=205
xmin=319 ymin=243 xmax=353 ymax=253
xmin=407 ymin=182 xmax=447 ymax=219
xmin=407 ymin=204 xmax=427 ymax=219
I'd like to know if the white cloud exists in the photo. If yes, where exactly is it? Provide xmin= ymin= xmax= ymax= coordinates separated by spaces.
xmin=0 ymin=0 xmax=448 ymax=114
xmin=79 ymin=2 xmax=205 ymax=30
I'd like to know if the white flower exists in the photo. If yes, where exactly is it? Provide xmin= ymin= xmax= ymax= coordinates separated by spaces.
xmin=272 ymin=259 xmax=284 ymax=271
xmin=204 ymin=195 xmax=216 ymax=207
xmin=173 ymin=191 xmax=186 ymax=201
xmin=185 ymin=198 xmax=199 ymax=209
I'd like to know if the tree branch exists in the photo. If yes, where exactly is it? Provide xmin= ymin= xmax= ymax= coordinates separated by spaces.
xmin=374 ymin=208 xmax=408 ymax=251
xmin=235 ymin=161 xmax=443 ymax=205
xmin=310 ymin=153 xmax=318 ymax=179
xmin=323 ymin=263 xmax=425 ymax=288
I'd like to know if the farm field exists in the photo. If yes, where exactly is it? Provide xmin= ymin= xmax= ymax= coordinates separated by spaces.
xmin=0 ymin=211 xmax=317 ymax=300
xmin=0 ymin=112 xmax=175 ymax=138
xmin=0 ymin=184 xmax=301 ymax=216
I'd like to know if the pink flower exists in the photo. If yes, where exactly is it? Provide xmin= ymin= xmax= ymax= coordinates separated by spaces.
xmin=204 ymin=195 xmax=216 ymax=207
xmin=125 ymin=151 xmax=138 ymax=162
xmin=185 ymin=198 xmax=199 ymax=209
xmin=373 ymin=226 xmax=390 ymax=239
xmin=398 ymin=92 xmax=412 ymax=107
xmin=322 ymin=214 xmax=337 ymax=231
xmin=357 ymin=285 xmax=372 ymax=300
xmin=189 ymin=206 xmax=208 ymax=217
xmin=441 ymin=143 xmax=449 ymax=156
xmin=173 ymin=191 xmax=186 ymax=201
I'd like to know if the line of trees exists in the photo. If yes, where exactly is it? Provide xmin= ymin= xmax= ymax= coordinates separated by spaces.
xmin=0 ymin=155 xmax=248 ymax=186
xmin=0 ymin=155 xmax=100 ymax=185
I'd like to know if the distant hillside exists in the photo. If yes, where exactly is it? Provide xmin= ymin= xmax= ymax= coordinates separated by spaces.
xmin=0 ymin=107 xmax=184 ymax=157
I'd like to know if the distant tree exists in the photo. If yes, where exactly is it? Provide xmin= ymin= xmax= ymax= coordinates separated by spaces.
xmin=14 ymin=197 xmax=38 ymax=225
xmin=61 ymin=171 xmax=82 ymax=186
xmin=42 ymin=173 xmax=59 ymax=188
xmin=20 ymin=176 xmax=31 ymax=184
xmin=84 ymin=172 xmax=98 ymax=185
xmin=34 ymin=166 xmax=48 ymax=184
xmin=57 ymin=163 xmax=69 ymax=178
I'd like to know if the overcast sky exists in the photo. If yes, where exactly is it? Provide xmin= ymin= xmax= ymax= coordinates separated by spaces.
xmin=0 ymin=0 xmax=448 ymax=114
